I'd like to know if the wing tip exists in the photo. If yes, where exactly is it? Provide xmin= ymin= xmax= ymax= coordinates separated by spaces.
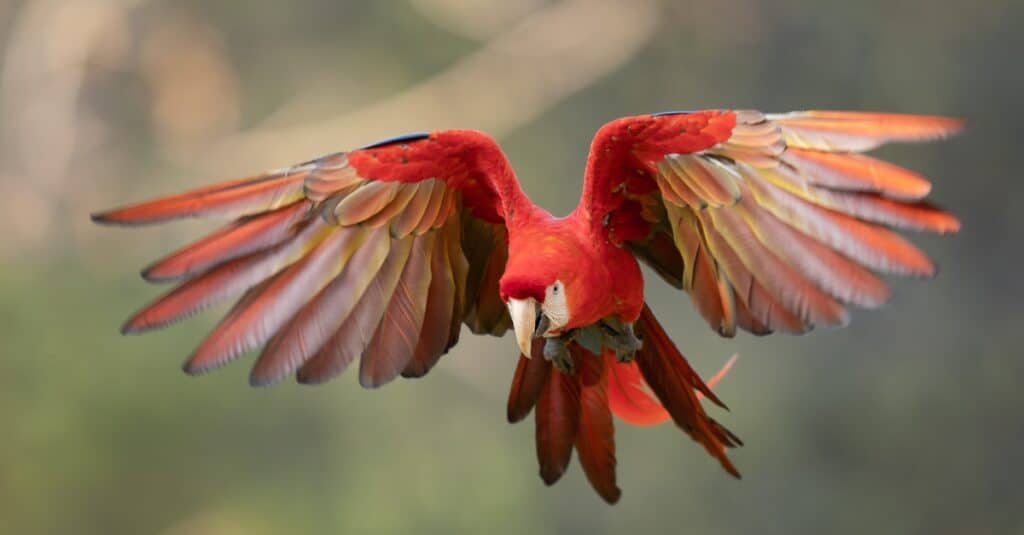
xmin=140 ymin=264 xmax=179 ymax=283
xmin=249 ymin=371 xmax=284 ymax=388
xmin=90 ymin=204 xmax=188 ymax=226
xmin=90 ymin=210 xmax=113 ymax=224
xmin=937 ymin=115 xmax=968 ymax=136
xmin=358 ymin=372 xmax=390 ymax=390
xmin=781 ymin=110 xmax=967 ymax=143
xmin=120 ymin=312 xmax=170 ymax=335
xmin=120 ymin=320 xmax=145 ymax=335
xmin=295 ymin=369 xmax=330 ymax=385
xmin=182 ymin=354 xmax=223 ymax=377
xmin=90 ymin=208 xmax=141 ymax=226
xmin=936 ymin=212 xmax=963 ymax=235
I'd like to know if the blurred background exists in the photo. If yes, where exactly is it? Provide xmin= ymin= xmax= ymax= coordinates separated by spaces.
xmin=1 ymin=0 xmax=1021 ymax=533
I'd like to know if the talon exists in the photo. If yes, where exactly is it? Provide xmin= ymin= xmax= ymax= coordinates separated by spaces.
xmin=616 ymin=349 xmax=636 ymax=363
xmin=543 ymin=333 xmax=576 ymax=374
xmin=553 ymin=352 xmax=575 ymax=374
xmin=600 ymin=321 xmax=642 ymax=362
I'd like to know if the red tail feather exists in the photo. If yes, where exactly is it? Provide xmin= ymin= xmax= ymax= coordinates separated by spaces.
xmin=573 ymin=346 xmax=620 ymax=504
xmin=633 ymin=305 xmax=741 ymax=477
xmin=510 ymin=322 xmax=737 ymax=502
xmin=534 ymin=360 xmax=581 ymax=486
xmin=608 ymin=352 xmax=737 ymax=426
xmin=506 ymin=339 xmax=551 ymax=423
xmin=607 ymin=357 xmax=669 ymax=425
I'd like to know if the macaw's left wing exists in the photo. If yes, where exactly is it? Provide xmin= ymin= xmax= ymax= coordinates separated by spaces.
xmin=578 ymin=110 xmax=962 ymax=337
xmin=94 ymin=130 xmax=528 ymax=387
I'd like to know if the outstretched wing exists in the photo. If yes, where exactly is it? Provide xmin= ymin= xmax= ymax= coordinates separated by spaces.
xmin=93 ymin=130 xmax=529 ymax=387
xmin=578 ymin=110 xmax=961 ymax=336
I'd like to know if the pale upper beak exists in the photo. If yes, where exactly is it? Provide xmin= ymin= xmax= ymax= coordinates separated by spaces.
xmin=507 ymin=298 xmax=537 ymax=358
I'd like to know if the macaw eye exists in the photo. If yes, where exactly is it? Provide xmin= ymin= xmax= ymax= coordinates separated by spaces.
xmin=552 ymin=282 xmax=560 ymax=295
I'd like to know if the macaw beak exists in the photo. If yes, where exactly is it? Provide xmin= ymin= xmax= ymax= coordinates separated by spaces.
xmin=507 ymin=297 xmax=538 ymax=358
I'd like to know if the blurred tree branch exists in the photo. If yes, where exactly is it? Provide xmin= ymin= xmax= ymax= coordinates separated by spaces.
xmin=181 ymin=0 xmax=660 ymax=175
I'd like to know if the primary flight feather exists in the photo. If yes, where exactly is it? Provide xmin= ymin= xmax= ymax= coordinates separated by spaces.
xmin=93 ymin=109 xmax=961 ymax=503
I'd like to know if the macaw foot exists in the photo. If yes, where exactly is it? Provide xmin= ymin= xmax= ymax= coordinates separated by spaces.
xmin=542 ymin=331 xmax=577 ymax=374
xmin=600 ymin=320 xmax=642 ymax=362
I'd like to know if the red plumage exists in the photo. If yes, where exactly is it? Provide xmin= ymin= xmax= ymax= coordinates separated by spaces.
xmin=94 ymin=109 xmax=962 ymax=503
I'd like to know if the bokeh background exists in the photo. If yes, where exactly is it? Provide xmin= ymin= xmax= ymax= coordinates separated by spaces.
xmin=1 ymin=0 xmax=1022 ymax=533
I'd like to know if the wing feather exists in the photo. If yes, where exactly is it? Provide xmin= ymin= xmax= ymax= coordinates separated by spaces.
xmin=183 ymin=225 xmax=365 ymax=374
xmin=332 ymin=181 xmax=402 ymax=226
xmin=403 ymin=229 xmax=457 ymax=378
xmin=414 ymin=180 xmax=448 ymax=235
xmin=99 ymin=130 xmax=520 ymax=387
xmin=781 ymin=149 xmax=933 ymax=199
xmin=391 ymin=182 xmax=434 ymax=238
xmin=583 ymin=109 xmax=960 ymax=338
xmin=360 ymin=233 xmax=433 ymax=388
xmin=297 ymin=237 xmax=410 ymax=385
xmin=121 ymin=217 xmax=327 ymax=333
xmin=699 ymin=217 xmax=810 ymax=334
xmin=92 ymin=168 xmax=310 ymax=225
xmin=746 ymin=174 xmax=937 ymax=276
xmin=360 ymin=182 xmax=419 ymax=228
xmin=735 ymin=194 xmax=891 ymax=308
xmin=767 ymin=111 xmax=963 ymax=152
xmin=707 ymin=207 xmax=849 ymax=327
xmin=142 ymin=200 xmax=313 ymax=282
xmin=249 ymin=226 xmax=390 ymax=386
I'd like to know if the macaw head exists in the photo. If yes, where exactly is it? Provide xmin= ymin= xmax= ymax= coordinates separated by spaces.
xmin=498 ymin=235 xmax=582 ymax=359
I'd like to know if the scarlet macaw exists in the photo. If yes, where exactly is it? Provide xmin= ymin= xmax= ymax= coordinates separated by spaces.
xmin=93 ymin=110 xmax=961 ymax=503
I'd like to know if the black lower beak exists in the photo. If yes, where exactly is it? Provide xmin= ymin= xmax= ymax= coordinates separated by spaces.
xmin=534 ymin=310 xmax=549 ymax=338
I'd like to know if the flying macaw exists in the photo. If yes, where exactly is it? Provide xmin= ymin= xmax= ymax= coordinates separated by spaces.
xmin=93 ymin=109 xmax=961 ymax=503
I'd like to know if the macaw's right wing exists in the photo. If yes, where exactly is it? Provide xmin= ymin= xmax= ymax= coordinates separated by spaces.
xmin=579 ymin=110 xmax=962 ymax=337
xmin=93 ymin=130 xmax=530 ymax=388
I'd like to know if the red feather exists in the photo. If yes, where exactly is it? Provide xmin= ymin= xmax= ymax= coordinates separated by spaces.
xmin=607 ymin=357 xmax=669 ymax=426
xmin=506 ymin=339 xmax=551 ymax=423
xmin=634 ymin=305 xmax=741 ymax=477
xmin=91 ymin=171 xmax=308 ymax=225
xmin=573 ymin=347 xmax=620 ymax=504
xmin=143 ymin=200 xmax=312 ymax=282
xmin=535 ymin=363 xmax=581 ymax=485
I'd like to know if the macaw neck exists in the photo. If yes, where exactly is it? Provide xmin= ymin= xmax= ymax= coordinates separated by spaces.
xmin=504 ymin=190 xmax=607 ymax=244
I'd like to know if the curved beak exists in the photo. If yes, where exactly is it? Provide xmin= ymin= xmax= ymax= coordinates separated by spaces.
xmin=507 ymin=298 xmax=538 ymax=358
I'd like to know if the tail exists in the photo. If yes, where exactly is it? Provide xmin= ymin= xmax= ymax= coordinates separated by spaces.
xmin=629 ymin=305 xmax=742 ymax=476
xmin=505 ymin=304 xmax=739 ymax=504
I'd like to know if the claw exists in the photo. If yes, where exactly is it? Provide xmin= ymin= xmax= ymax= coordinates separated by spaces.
xmin=600 ymin=320 xmax=642 ymax=362
xmin=543 ymin=331 xmax=576 ymax=374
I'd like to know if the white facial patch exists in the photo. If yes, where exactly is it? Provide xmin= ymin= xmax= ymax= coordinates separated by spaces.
xmin=541 ymin=279 xmax=569 ymax=335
